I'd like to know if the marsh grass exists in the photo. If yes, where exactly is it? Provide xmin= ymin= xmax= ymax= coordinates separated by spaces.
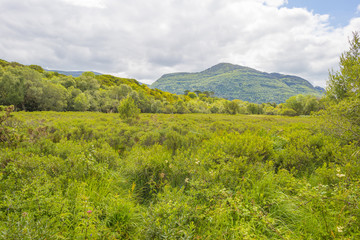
xmin=0 ymin=111 xmax=359 ymax=239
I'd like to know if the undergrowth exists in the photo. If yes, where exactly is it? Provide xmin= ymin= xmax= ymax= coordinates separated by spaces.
xmin=0 ymin=111 xmax=359 ymax=239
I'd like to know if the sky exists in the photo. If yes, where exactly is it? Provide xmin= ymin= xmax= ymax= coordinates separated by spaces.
xmin=1 ymin=0 xmax=360 ymax=87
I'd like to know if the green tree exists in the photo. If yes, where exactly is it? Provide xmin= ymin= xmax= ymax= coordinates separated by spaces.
xmin=24 ymin=77 xmax=44 ymax=111
xmin=39 ymin=82 xmax=69 ymax=111
xmin=187 ymin=92 xmax=197 ymax=99
xmin=59 ymin=76 xmax=76 ymax=88
xmin=150 ymin=99 xmax=163 ymax=113
xmin=118 ymin=96 xmax=140 ymax=119
xmin=0 ymin=71 xmax=25 ymax=107
xmin=284 ymin=95 xmax=305 ymax=115
xmin=223 ymin=100 xmax=240 ymax=115
xmin=73 ymin=93 xmax=90 ymax=111
xmin=175 ymin=100 xmax=189 ymax=114
xmin=109 ymin=84 xmax=132 ymax=100
xmin=0 ymin=66 xmax=44 ymax=110
xmin=247 ymin=103 xmax=263 ymax=114
xmin=76 ymin=72 xmax=100 ymax=92
xmin=327 ymin=32 xmax=360 ymax=102
xmin=303 ymin=96 xmax=321 ymax=115
xmin=279 ymin=108 xmax=297 ymax=116
xmin=325 ymin=32 xmax=360 ymax=142
xmin=28 ymin=65 xmax=44 ymax=73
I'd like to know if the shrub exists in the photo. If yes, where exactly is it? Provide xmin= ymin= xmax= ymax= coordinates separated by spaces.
xmin=118 ymin=96 xmax=140 ymax=120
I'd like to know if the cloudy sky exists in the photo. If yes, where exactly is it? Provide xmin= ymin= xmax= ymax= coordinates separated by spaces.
xmin=1 ymin=0 xmax=360 ymax=87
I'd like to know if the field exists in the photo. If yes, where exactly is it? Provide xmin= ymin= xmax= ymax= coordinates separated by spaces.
xmin=1 ymin=111 xmax=359 ymax=239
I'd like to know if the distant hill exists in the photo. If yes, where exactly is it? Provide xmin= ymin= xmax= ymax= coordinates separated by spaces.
xmin=47 ymin=70 xmax=103 ymax=77
xmin=151 ymin=63 xmax=325 ymax=103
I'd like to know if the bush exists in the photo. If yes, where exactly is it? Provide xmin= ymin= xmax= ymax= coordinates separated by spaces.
xmin=118 ymin=96 xmax=140 ymax=120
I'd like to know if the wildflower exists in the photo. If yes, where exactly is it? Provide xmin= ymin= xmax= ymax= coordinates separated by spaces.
xmin=87 ymin=210 xmax=92 ymax=214
xmin=336 ymin=173 xmax=345 ymax=178
xmin=22 ymin=212 xmax=28 ymax=217
xmin=185 ymin=178 xmax=190 ymax=183
xmin=337 ymin=226 xmax=344 ymax=232
xmin=160 ymin=172 xmax=165 ymax=179
xmin=165 ymin=160 xmax=168 ymax=163
xmin=195 ymin=160 xmax=200 ymax=165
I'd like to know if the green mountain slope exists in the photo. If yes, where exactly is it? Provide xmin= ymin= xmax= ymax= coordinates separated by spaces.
xmin=151 ymin=63 xmax=324 ymax=103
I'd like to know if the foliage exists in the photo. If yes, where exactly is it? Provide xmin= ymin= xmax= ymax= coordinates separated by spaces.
xmin=0 ymin=105 xmax=19 ymax=145
xmin=223 ymin=100 xmax=240 ymax=114
xmin=73 ymin=93 xmax=90 ymax=111
xmin=327 ymin=32 xmax=360 ymax=102
xmin=284 ymin=94 xmax=323 ymax=116
xmin=0 ymin=111 xmax=359 ymax=239
xmin=151 ymin=63 xmax=324 ymax=103
xmin=118 ymin=96 xmax=141 ymax=120
xmin=2 ymin=54 xmax=358 ymax=238
xmin=0 ymin=59 xmax=324 ymax=117
xmin=324 ymin=32 xmax=360 ymax=144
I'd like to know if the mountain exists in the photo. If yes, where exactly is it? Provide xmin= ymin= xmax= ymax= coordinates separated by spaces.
xmin=47 ymin=70 xmax=102 ymax=77
xmin=151 ymin=63 xmax=324 ymax=103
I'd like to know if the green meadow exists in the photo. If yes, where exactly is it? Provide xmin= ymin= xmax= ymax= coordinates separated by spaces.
xmin=1 ymin=111 xmax=359 ymax=239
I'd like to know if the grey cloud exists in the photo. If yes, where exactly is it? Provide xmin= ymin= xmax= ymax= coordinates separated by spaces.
xmin=0 ymin=0 xmax=358 ymax=87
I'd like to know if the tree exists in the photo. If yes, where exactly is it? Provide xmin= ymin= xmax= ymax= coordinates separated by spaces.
xmin=73 ymin=93 xmax=90 ymax=111
xmin=118 ymin=96 xmax=140 ymax=120
xmin=303 ymin=96 xmax=322 ymax=115
xmin=247 ymin=103 xmax=263 ymax=115
xmin=24 ymin=77 xmax=43 ymax=111
xmin=39 ymin=82 xmax=69 ymax=111
xmin=0 ymin=71 xmax=25 ymax=108
xmin=28 ymin=65 xmax=44 ymax=73
xmin=194 ymin=90 xmax=201 ymax=96
xmin=187 ymin=92 xmax=197 ymax=99
xmin=325 ymin=32 xmax=360 ymax=143
xmin=76 ymin=72 xmax=100 ymax=92
xmin=223 ymin=100 xmax=240 ymax=115
xmin=279 ymin=108 xmax=297 ymax=116
xmin=175 ymin=100 xmax=189 ymax=114
xmin=327 ymin=32 xmax=360 ymax=102
xmin=284 ymin=95 xmax=305 ymax=115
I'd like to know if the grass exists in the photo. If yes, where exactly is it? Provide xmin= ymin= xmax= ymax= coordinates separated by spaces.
xmin=1 ymin=111 xmax=359 ymax=239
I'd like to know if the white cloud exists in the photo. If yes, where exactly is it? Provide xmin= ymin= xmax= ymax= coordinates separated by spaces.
xmin=0 ymin=0 xmax=358 ymax=88
xmin=62 ymin=0 xmax=106 ymax=8
xmin=262 ymin=0 xmax=288 ymax=7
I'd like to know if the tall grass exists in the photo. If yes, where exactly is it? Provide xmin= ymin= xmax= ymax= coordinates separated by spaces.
xmin=0 ymin=111 xmax=359 ymax=239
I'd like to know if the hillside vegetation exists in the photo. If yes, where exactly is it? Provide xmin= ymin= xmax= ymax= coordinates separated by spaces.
xmin=151 ymin=63 xmax=324 ymax=103
xmin=46 ymin=70 xmax=103 ymax=77
xmin=0 ymin=59 xmax=323 ymax=116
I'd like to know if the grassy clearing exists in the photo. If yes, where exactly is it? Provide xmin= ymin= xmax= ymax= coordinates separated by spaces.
xmin=1 ymin=112 xmax=359 ymax=239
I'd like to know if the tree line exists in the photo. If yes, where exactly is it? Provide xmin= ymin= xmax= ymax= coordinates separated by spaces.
xmin=0 ymin=59 xmax=324 ymax=116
